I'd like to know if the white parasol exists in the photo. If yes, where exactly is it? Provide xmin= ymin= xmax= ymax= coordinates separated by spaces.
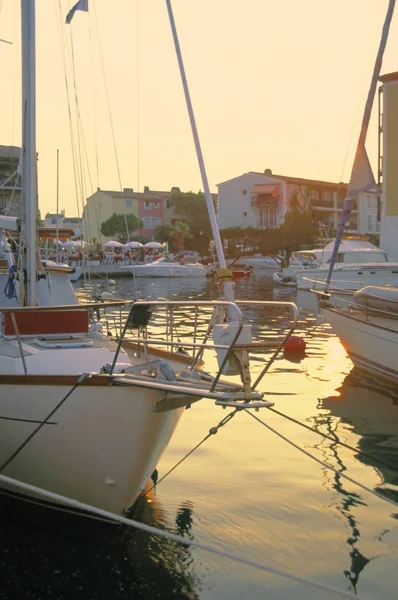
xmin=123 ymin=241 xmax=144 ymax=249
xmin=64 ymin=240 xmax=86 ymax=249
xmin=145 ymin=241 xmax=163 ymax=249
xmin=104 ymin=240 xmax=124 ymax=248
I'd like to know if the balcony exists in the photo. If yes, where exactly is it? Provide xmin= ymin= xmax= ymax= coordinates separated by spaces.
xmin=251 ymin=194 xmax=278 ymax=209
xmin=251 ymin=183 xmax=280 ymax=212
xmin=310 ymin=198 xmax=333 ymax=209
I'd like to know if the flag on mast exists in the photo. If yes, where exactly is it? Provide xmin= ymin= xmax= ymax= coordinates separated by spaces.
xmin=65 ymin=0 xmax=88 ymax=24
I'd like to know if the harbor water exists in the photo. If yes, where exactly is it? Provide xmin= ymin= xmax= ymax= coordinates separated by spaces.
xmin=1 ymin=273 xmax=398 ymax=599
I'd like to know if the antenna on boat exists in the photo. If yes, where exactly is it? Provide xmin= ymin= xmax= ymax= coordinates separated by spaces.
xmin=165 ymin=0 xmax=235 ymax=308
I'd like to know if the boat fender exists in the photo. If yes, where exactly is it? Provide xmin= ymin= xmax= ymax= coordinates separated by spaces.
xmin=283 ymin=335 xmax=306 ymax=353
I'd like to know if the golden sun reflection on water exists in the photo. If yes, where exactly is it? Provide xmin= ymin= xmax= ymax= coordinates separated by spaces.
xmin=80 ymin=276 xmax=398 ymax=599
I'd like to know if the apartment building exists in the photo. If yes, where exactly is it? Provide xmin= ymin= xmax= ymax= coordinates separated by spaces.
xmin=217 ymin=169 xmax=379 ymax=237
xmin=83 ymin=186 xmax=183 ymax=242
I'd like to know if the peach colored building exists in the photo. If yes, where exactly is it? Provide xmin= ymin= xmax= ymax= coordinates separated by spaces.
xmin=83 ymin=186 xmax=183 ymax=242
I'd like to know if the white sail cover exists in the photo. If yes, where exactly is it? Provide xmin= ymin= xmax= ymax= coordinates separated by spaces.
xmin=0 ymin=216 xmax=20 ymax=231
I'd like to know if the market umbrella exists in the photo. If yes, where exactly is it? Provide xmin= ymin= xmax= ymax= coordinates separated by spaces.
xmin=64 ymin=240 xmax=83 ymax=248
xmin=145 ymin=241 xmax=163 ymax=249
xmin=123 ymin=241 xmax=144 ymax=249
xmin=105 ymin=240 xmax=123 ymax=248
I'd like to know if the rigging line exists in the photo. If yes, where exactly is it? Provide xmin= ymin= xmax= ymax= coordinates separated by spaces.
xmin=92 ymin=2 xmax=130 ymax=242
xmin=268 ymin=406 xmax=398 ymax=473
xmin=245 ymin=409 xmax=398 ymax=509
xmin=143 ymin=408 xmax=240 ymax=496
xmin=0 ymin=474 xmax=369 ymax=600
xmin=55 ymin=1 xmax=82 ymax=222
xmin=136 ymin=0 xmax=140 ymax=195
xmin=67 ymin=26 xmax=86 ymax=220
xmin=92 ymin=4 xmax=123 ymax=192
xmin=0 ymin=373 xmax=91 ymax=473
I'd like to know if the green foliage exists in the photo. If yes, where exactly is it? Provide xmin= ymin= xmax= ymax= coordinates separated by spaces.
xmin=100 ymin=213 xmax=143 ymax=244
xmin=257 ymin=206 xmax=316 ymax=256
xmin=169 ymin=190 xmax=216 ymax=249
xmin=154 ymin=224 xmax=172 ymax=243
xmin=168 ymin=221 xmax=193 ymax=251
xmin=219 ymin=207 xmax=316 ymax=258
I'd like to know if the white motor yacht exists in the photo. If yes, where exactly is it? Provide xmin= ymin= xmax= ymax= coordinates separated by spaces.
xmin=132 ymin=255 xmax=207 ymax=278
xmin=294 ymin=240 xmax=398 ymax=291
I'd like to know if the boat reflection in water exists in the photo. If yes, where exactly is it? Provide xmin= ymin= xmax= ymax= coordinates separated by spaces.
xmin=126 ymin=493 xmax=199 ymax=598
xmin=0 ymin=487 xmax=200 ymax=599
xmin=317 ymin=371 xmax=398 ymax=595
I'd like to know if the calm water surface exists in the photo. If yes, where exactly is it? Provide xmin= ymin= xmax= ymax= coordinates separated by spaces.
xmin=1 ymin=273 xmax=398 ymax=599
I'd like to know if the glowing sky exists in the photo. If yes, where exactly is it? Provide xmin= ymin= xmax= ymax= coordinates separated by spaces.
xmin=1 ymin=0 xmax=398 ymax=216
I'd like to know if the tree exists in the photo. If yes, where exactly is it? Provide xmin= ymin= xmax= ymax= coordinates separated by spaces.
xmin=154 ymin=224 xmax=172 ymax=243
xmin=100 ymin=213 xmax=143 ymax=244
xmin=257 ymin=205 xmax=316 ymax=257
xmin=169 ymin=190 xmax=216 ymax=248
xmin=168 ymin=221 xmax=192 ymax=251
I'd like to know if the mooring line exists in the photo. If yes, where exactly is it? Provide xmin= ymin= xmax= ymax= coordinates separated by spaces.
xmin=144 ymin=408 xmax=239 ymax=495
xmin=0 ymin=473 xmax=369 ymax=600
xmin=245 ymin=409 xmax=398 ymax=509
xmin=268 ymin=406 xmax=398 ymax=473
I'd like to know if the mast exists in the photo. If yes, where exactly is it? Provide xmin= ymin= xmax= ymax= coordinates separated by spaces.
xmin=165 ymin=0 xmax=235 ymax=306
xmin=56 ymin=149 xmax=59 ymax=262
xmin=21 ymin=0 xmax=37 ymax=306
xmin=325 ymin=0 xmax=395 ymax=287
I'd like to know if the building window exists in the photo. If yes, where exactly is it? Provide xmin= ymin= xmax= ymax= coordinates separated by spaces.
xmin=143 ymin=217 xmax=151 ymax=229
xmin=367 ymin=214 xmax=380 ymax=233
xmin=259 ymin=209 xmax=277 ymax=229
xmin=126 ymin=200 xmax=132 ymax=208
xmin=367 ymin=214 xmax=374 ymax=232
xmin=366 ymin=195 xmax=376 ymax=211
xmin=144 ymin=201 xmax=160 ymax=210
xmin=243 ymin=211 xmax=247 ymax=217
xmin=143 ymin=217 xmax=161 ymax=229
xmin=322 ymin=190 xmax=332 ymax=203
xmin=311 ymin=190 xmax=319 ymax=200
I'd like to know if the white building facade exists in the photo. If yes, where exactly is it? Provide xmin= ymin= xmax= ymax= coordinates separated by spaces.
xmin=217 ymin=170 xmax=380 ymax=238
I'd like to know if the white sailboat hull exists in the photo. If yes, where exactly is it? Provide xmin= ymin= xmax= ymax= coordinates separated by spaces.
xmin=322 ymin=307 xmax=398 ymax=383
xmin=296 ymin=266 xmax=398 ymax=291
xmin=0 ymin=382 xmax=184 ymax=514
xmin=69 ymin=263 xmax=135 ymax=282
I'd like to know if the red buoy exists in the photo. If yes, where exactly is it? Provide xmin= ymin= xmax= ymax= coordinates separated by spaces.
xmin=283 ymin=335 xmax=306 ymax=353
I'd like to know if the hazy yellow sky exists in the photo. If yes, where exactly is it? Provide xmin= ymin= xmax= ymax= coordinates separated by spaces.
xmin=1 ymin=0 xmax=398 ymax=217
